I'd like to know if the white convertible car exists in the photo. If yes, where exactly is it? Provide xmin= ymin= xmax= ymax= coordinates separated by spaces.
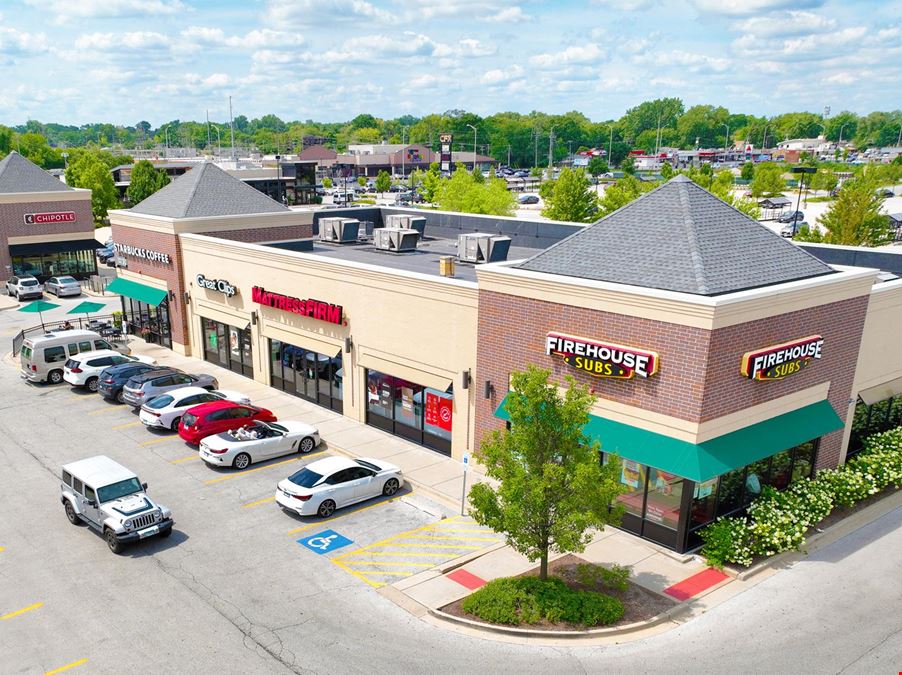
xmin=275 ymin=456 xmax=403 ymax=518
xmin=199 ymin=420 xmax=321 ymax=470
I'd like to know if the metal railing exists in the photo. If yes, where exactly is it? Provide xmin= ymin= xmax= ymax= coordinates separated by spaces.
xmin=80 ymin=275 xmax=114 ymax=294
xmin=11 ymin=313 xmax=126 ymax=356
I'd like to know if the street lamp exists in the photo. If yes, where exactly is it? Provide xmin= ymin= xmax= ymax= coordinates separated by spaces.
xmin=838 ymin=123 xmax=849 ymax=145
xmin=213 ymin=126 xmax=222 ymax=157
xmin=761 ymin=124 xmax=770 ymax=151
xmin=400 ymin=127 xmax=408 ymax=182
xmin=466 ymin=124 xmax=477 ymax=171
xmin=607 ymin=125 xmax=614 ymax=166
xmin=722 ymin=123 xmax=730 ymax=162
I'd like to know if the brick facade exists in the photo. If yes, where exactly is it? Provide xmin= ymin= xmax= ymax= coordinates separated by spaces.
xmin=475 ymin=289 xmax=870 ymax=473
xmin=204 ymin=224 xmax=311 ymax=243
xmin=1 ymin=197 xmax=94 ymax=281
xmin=110 ymin=224 xmax=187 ymax=348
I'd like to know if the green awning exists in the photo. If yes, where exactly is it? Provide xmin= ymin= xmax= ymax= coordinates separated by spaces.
xmin=106 ymin=278 xmax=168 ymax=306
xmin=494 ymin=395 xmax=843 ymax=483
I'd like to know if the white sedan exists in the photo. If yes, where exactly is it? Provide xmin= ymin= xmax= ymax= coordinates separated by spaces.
xmin=199 ymin=420 xmax=321 ymax=470
xmin=139 ymin=386 xmax=251 ymax=431
xmin=275 ymin=456 xmax=403 ymax=518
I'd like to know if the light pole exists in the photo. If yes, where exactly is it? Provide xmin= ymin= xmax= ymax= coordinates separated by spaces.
xmin=400 ymin=127 xmax=407 ymax=182
xmin=466 ymin=124 xmax=477 ymax=171
xmin=761 ymin=124 xmax=770 ymax=151
xmin=164 ymin=127 xmax=169 ymax=158
xmin=607 ymin=125 xmax=613 ymax=167
xmin=213 ymin=126 xmax=221 ymax=157
xmin=837 ymin=122 xmax=848 ymax=147
xmin=896 ymin=123 xmax=902 ymax=147
xmin=722 ymin=123 xmax=730 ymax=162
xmin=547 ymin=124 xmax=555 ymax=178
xmin=567 ymin=140 xmax=573 ymax=164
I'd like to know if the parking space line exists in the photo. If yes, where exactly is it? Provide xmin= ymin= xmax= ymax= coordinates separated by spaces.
xmin=87 ymin=407 xmax=121 ymax=416
xmin=44 ymin=659 xmax=88 ymax=675
xmin=203 ymin=456 xmax=302 ymax=485
xmin=385 ymin=543 xmax=484 ymax=550
xmin=112 ymin=421 xmax=142 ymax=430
xmin=286 ymin=493 xmax=408 ymax=534
xmin=356 ymin=551 xmax=453 ymax=558
xmin=243 ymin=496 xmax=276 ymax=509
xmin=0 ymin=546 xmax=5 ymax=553
xmin=402 ymin=534 xmax=499 ymax=542
xmin=140 ymin=436 xmax=179 ymax=447
xmin=169 ymin=454 xmax=200 ymax=464
xmin=333 ymin=515 xmax=462 ymax=556
xmin=0 ymin=602 xmax=43 ymax=620
xmin=342 ymin=560 xmax=432 ymax=568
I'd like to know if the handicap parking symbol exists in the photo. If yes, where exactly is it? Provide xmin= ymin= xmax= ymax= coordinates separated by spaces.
xmin=298 ymin=529 xmax=353 ymax=555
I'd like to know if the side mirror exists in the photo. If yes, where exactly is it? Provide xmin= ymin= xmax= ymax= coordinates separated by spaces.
xmin=142 ymin=482 xmax=148 ymax=490
xmin=86 ymin=499 xmax=96 ymax=507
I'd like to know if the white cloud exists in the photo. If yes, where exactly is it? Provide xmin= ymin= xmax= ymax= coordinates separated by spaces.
xmin=481 ymin=7 xmax=532 ymax=23
xmin=636 ymin=49 xmax=731 ymax=73
xmin=733 ymin=25 xmax=867 ymax=59
xmin=823 ymin=71 xmax=856 ymax=85
xmin=736 ymin=11 xmax=836 ymax=37
xmin=343 ymin=32 xmax=436 ymax=58
xmin=530 ymin=44 xmax=606 ymax=68
xmin=691 ymin=0 xmax=824 ymax=15
xmin=591 ymin=0 xmax=658 ymax=10
xmin=179 ymin=27 xmax=305 ymax=50
xmin=0 ymin=26 xmax=49 ymax=57
xmin=480 ymin=65 xmax=524 ymax=85
xmin=150 ymin=72 xmax=231 ymax=96
xmin=74 ymin=31 xmax=171 ymax=52
xmin=265 ymin=0 xmax=389 ymax=26
xmin=25 ymin=0 xmax=185 ymax=22
xmin=434 ymin=38 xmax=497 ymax=58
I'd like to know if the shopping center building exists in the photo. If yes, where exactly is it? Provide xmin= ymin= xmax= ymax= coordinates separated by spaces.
xmin=0 ymin=152 xmax=96 ymax=282
xmin=107 ymin=168 xmax=902 ymax=553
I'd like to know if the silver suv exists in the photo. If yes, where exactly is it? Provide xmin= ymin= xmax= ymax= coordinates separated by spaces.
xmin=121 ymin=369 xmax=219 ymax=408
xmin=60 ymin=455 xmax=173 ymax=554
xmin=6 ymin=275 xmax=43 ymax=300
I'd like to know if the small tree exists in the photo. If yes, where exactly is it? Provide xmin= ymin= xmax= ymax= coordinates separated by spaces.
xmin=322 ymin=176 xmax=333 ymax=189
xmin=740 ymin=161 xmax=755 ymax=181
xmin=421 ymin=167 xmax=441 ymax=203
xmin=660 ymin=162 xmax=675 ymax=179
xmin=471 ymin=166 xmax=485 ymax=184
xmin=809 ymin=170 xmax=838 ymax=194
xmin=375 ymin=170 xmax=391 ymax=193
xmin=750 ymin=163 xmax=786 ymax=197
xmin=795 ymin=176 xmax=893 ymax=246
xmin=541 ymin=167 xmax=598 ymax=223
xmin=126 ymin=160 xmax=169 ymax=205
xmin=357 ymin=176 xmax=366 ymax=187
xmin=586 ymin=156 xmax=608 ymax=181
xmin=469 ymin=366 xmax=625 ymax=580
xmin=67 ymin=152 xmax=119 ymax=221
xmin=620 ymin=155 xmax=636 ymax=175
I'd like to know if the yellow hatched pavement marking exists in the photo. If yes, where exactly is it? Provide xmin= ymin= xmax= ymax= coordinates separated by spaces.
xmin=112 ymin=421 xmax=142 ymax=430
xmin=243 ymin=496 xmax=276 ymax=509
xmin=140 ymin=436 xmax=179 ymax=447
xmin=333 ymin=515 xmax=463 ymax=561
xmin=341 ymin=560 xmax=433 ymax=568
xmin=286 ymin=493 xmax=408 ymax=533
xmin=355 ymin=551 xmax=454 ymax=558
xmin=0 ymin=602 xmax=43 ymax=620
xmin=0 ymin=546 xmax=5 ymax=553
xmin=44 ymin=659 xmax=88 ymax=675
xmin=204 ymin=456 xmax=302 ymax=485
xmin=170 ymin=454 xmax=200 ymax=464
xmin=402 ymin=534 xmax=499 ymax=542
xmin=87 ymin=407 xmax=121 ymax=416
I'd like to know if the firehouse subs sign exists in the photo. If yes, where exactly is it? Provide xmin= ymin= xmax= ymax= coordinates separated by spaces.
xmin=23 ymin=211 xmax=76 ymax=225
xmin=252 ymin=286 xmax=343 ymax=325
xmin=740 ymin=335 xmax=824 ymax=381
xmin=546 ymin=333 xmax=659 ymax=379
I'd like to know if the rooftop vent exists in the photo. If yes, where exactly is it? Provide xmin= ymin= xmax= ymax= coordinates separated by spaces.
xmin=374 ymin=227 xmax=419 ymax=253
xmin=319 ymin=217 xmax=360 ymax=243
xmin=384 ymin=214 xmax=427 ymax=237
xmin=457 ymin=233 xmax=511 ymax=264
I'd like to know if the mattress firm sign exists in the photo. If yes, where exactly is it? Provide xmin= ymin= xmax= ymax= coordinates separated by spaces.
xmin=546 ymin=333 xmax=659 ymax=379
xmin=23 ymin=211 xmax=76 ymax=225
xmin=196 ymin=274 xmax=237 ymax=297
xmin=252 ymin=286 xmax=343 ymax=325
xmin=741 ymin=335 xmax=824 ymax=381
xmin=114 ymin=243 xmax=171 ymax=264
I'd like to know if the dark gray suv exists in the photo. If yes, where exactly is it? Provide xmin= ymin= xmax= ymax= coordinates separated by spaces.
xmin=121 ymin=369 xmax=219 ymax=408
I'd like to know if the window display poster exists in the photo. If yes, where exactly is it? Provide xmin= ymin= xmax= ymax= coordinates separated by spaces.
xmin=401 ymin=387 xmax=414 ymax=412
xmin=229 ymin=327 xmax=240 ymax=358
xmin=425 ymin=392 xmax=453 ymax=432
xmin=380 ymin=380 xmax=392 ymax=408
xmin=621 ymin=460 xmax=641 ymax=489
xmin=694 ymin=478 xmax=716 ymax=500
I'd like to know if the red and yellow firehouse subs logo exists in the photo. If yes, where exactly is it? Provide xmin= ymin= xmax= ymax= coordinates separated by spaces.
xmin=740 ymin=335 xmax=824 ymax=381
xmin=545 ymin=333 xmax=659 ymax=379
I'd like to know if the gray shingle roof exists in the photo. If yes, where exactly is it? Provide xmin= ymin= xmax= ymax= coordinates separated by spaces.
xmin=129 ymin=161 xmax=290 ymax=218
xmin=0 ymin=151 xmax=73 ymax=193
xmin=517 ymin=175 xmax=835 ymax=296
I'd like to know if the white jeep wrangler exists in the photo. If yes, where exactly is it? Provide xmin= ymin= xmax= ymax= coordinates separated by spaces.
xmin=60 ymin=456 xmax=173 ymax=554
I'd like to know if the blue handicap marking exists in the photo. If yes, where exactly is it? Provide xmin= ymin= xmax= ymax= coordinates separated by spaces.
xmin=298 ymin=529 xmax=353 ymax=555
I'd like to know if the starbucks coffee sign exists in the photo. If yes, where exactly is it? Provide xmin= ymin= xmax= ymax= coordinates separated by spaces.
xmin=196 ymin=274 xmax=237 ymax=298
xmin=546 ymin=333 xmax=659 ymax=379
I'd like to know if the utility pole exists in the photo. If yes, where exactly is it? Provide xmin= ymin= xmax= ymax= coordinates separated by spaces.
xmin=547 ymin=125 xmax=555 ymax=178
xmin=534 ymin=129 xmax=538 ymax=168
xmin=228 ymin=95 xmax=236 ymax=160
xmin=466 ymin=124 xmax=477 ymax=171
xmin=608 ymin=125 xmax=613 ymax=166
xmin=507 ymin=144 xmax=511 ymax=167
xmin=206 ymin=110 xmax=211 ymax=154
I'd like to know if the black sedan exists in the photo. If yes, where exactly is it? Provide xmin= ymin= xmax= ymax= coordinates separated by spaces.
xmin=777 ymin=210 xmax=804 ymax=223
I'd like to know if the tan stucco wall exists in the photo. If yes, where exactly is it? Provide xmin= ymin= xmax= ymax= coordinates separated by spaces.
xmin=178 ymin=233 xmax=479 ymax=458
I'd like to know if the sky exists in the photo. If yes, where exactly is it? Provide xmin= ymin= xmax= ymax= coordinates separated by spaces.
xmin=0 ymin=0 xmax=899 ymax=127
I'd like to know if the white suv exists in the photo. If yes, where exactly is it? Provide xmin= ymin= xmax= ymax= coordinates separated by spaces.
xmin=6 ymin=275 xmax=43 ymax=300
xmin=63 ymin=350 xmax=156 ymax=392
xmin=60 ymin=455 xmax=173 ymax=554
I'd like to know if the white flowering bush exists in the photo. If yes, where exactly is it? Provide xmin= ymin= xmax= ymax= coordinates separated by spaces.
xmin=701 ymin=429 xmax=900 ymax=568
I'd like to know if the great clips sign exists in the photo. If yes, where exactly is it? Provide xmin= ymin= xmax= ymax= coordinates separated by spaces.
xmin=23 ymin=211 xmax=76 ymax=225
xmin=546 ymin=333 xmax=659 ymax=379
xmin=252 ymin=286 xmax=343 ymax=325
xmin=740 ymin=335 xmax=824 ymax=381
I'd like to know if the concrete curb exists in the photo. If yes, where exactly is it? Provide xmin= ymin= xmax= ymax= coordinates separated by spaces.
xmin=425 ymin=601 xmax=690 ymax=639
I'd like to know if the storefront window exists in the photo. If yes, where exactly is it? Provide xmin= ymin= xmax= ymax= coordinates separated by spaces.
xmin=615 ymin=459 xmax=647 ymax=517
xmin=715 ymin=467 xmax=746 ymax=517
xmin=848 ymin=396 xmax=902 ymax=457
xmin=768 ymin=450 xmax=793 ymax=490
xmin=790 ymin=441 xmax=815 ymax=483
xmin=270 ymin=339 xmax=342 ymax=413
xmin=643 ymin=469 xmax=683 ymax=530
xmin=200 ymin=317 xmax=253 ymax=378
xmin=11 ymin=251 xmax=96 ymax=280
xmin=689 ymin=478 xmax=719 ymax=531
xmin=423 ymin=388 xmax=453 ymax=441
xmin=123 ymin=296 xmax=171 ymax=349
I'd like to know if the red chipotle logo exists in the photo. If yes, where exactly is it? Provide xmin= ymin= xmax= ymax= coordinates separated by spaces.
xmin=740 ymin=335 xmax=824 ymax=381
xmin=251 ymin=286 xmax=343 ymax=325
xmin=546 ymin=333 xmax=659 ymax=379
xmin=23 ymin=211 xmax=76 ymax=225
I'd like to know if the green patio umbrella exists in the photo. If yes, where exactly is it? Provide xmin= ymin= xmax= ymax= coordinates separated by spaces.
xmin=67 ymin=300 xmax=106 ymax=322
xmin=17 ymin=299 xmax=61 ymax=330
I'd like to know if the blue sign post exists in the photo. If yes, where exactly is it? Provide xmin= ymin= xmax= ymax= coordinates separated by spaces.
xmin=298 ymin=529 xmax=353 ymax=555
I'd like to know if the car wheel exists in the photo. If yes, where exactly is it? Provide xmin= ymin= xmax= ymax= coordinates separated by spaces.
xmin=105 ymin=529 xmax=123 ymax=554
xmin=116 ymin=390 xmax=126 ymax=404
xmin=64 ymin=501 xmax=80 ymax=525
xmin=382 ymin=478 xmax=400 ymax=496
xmin=317 ymin=500 xmax=336 ymax=518
xmin=170 ymin=417 xmax=181 ymax=432
xmin=86 ymin=377 xmax=99 ymax=392
xmin=299 ymin=436 xmax=315 ymax=454
xmin=48 ymin=369 xmax=64 ymax=385
xmin=233 ymin=452 xmax=251 ymax=470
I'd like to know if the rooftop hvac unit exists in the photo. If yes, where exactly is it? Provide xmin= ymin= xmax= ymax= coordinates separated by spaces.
xmin=404 ymin=216 xmax=427 ymax=237
xmin=457 ymin=233 xmax=512 ymax=264
xmin=384 ymin=214 xmax=409 ymax=229
xmin=319 ymin=218 xmax=359 ymax=243
xmin=318 ymin=217 xmax=340 ymax=242
xmin=374 ymin=227 xmax=419 ymax=253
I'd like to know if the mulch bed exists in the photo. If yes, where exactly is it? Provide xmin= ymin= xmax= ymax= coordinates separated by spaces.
xmin=440 ymin=554 xmax=676 ymax=631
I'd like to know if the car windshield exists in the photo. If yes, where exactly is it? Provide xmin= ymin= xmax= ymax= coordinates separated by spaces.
xmin=58 ymin=276 xmax=77 ymax=283
xmin=146 ymin=394 xmax=174 ymax=409
xmin=182 ymin=412 xmax=198 ymax=427
xmin=22 ymin=279 xmax=39 ymax=286
xmin=287 ymin=468 xmax=323 ymax=488
xmin=21 ymin=346 xmax=32 ymax=359
xmin=97 ymin=477 xmax=143 ymax=502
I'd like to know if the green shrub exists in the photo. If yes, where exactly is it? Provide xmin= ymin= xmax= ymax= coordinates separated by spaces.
xmin=461 ymin=576 xmax=623 ymax=627
xmin=817 ymin=467 xmax=876 ymax=507
xmin=700 ymin=517 xmax=753 ymax=569
xmin=574 ymin=563 xmax=631 ymax=591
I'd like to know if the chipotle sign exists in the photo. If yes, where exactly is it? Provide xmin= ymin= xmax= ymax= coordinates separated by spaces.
xmin=24 ymin=211 xmax=76 ymax=225
xmin=251 ymin=286 xmax=343 ymax=325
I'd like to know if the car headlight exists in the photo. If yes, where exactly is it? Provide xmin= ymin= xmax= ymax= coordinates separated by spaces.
xmin=124 ymin=521 xmax=132 ymax=531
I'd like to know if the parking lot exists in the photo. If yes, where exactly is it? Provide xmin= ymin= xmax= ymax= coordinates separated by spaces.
xmin=0 ymin=337 xmax=494 ymax=673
